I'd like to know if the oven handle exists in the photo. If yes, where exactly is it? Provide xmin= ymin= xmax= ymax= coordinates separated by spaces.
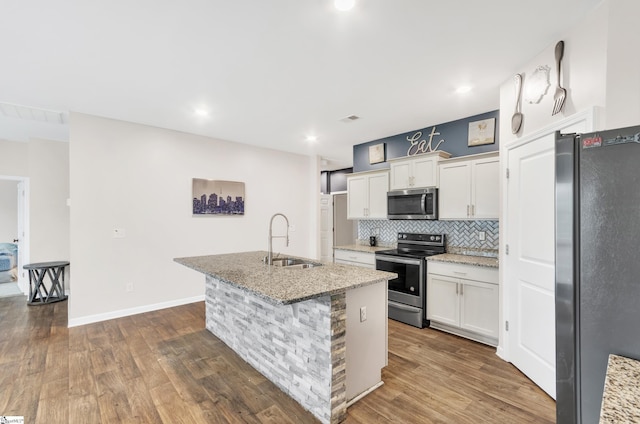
xmin=376 ymin=255 xmax=423 ymax=266
xmin=388 ymin=300 xmax=421 ymax=312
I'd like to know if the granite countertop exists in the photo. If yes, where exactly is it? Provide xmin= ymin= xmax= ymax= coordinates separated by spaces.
xmin=334 ymin=244 xmax=391 ymax=253
xmin=427 ymin=253 xmax=499 ymax=268
xmin=600 ymin=354 xmax=640 ymax=423
xmin=175 ymin=251 xmax=396 ymax=306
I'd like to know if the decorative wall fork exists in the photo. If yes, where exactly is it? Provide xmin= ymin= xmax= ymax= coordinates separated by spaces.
xmin=552 ymin=41 xmax=566 ymax=115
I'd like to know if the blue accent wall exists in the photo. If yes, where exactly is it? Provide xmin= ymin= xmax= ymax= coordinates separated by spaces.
xmin=321 ymin=168 xmax=353 ymax=194
xmin=352 ymin=110 xmax=499 ymax=173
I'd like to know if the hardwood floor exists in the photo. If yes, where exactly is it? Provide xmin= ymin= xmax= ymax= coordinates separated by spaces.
xmin=0 ymin=296 xmax=555 ymax=423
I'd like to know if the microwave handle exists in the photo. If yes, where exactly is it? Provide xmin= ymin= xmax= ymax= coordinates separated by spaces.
xmin=421 ymin=193 xmax=428 ymax=215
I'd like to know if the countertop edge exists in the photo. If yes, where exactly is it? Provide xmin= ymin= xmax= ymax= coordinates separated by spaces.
xmin=174 ymin=254 xmax=397 ymax=305
xmin=334 ymin=244 xmax=391 ymax=253
xmin=427 ymin=253 xmax=499 ymax=268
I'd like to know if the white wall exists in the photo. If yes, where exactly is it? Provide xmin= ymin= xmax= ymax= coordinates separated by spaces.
xmin=28 ymin=139 xmax=70 ymax=264
xmin=0 ymin=138 xmax=70 ymax=268
xmin=499 ymin=1 xmax=608 ymax=144
xmin=0 ymin=180 xmax=18 ymax=243
xmin=605 ymin=0 xmax=640 ymax=128
xmin=0 ymin=139 xmax=28 ymax=176
xmin=69 ymin=113 xmax=317 ymax=325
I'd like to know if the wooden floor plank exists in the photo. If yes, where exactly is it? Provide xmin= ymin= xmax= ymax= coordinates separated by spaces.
xmin=0 ymin=295 xmax=554 ymax=423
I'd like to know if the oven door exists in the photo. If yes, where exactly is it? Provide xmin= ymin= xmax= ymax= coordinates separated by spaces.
xmin=375 ymin=254 xmax=424 ymax=308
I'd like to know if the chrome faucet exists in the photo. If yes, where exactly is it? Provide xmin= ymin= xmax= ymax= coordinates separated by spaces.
xmin=266 ymin=213 xmax=290 ymax=265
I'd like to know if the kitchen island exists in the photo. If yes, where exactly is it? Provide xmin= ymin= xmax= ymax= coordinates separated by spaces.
xmin=174 ymin=251 xmax=396 ymax=424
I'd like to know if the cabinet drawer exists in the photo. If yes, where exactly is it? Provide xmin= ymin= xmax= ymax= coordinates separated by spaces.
xmin=334 ymin=249 xmax=376 ymax=266
xmin=428 ymin=261 xmax=497 ymax=284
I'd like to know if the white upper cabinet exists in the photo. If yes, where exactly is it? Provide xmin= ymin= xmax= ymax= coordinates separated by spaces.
xmin=347 ymin=170 xmax=389 ymax=219
xmin=438 ymin=152 xmax=499 ymax=220
xmin=389 ymin=152 xmax=451 ymax=190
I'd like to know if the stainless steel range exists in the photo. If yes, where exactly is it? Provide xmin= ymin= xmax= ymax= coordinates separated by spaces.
xmin=375 ymin=233 xmax=445 ymax=328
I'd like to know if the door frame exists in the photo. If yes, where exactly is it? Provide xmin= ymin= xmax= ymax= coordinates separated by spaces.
xmin=499 ymin=108 xmax=598 ymax=363
xmin=0 ymin=175 xmax=30 ymax=294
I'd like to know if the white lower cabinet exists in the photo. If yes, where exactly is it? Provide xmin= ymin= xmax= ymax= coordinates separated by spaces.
xmin=427 ymin=261 xmax=498 ymax=346
xmin=334 ymin=249 xmax=375 ymax=269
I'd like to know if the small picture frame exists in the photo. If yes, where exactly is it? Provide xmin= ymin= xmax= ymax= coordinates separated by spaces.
xmin=369 ymin=143 xmax=385 ymax=164
xmin=468 ymin=118 xmax=496 ymax=146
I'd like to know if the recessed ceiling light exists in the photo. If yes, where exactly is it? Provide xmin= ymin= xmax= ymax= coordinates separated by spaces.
xmin=194 ymin=108 xmax=209 ymax=117
xmin=334 ymin=0 xmax=355 ymax=11
xmin=456 ymin=85 xmax=472 ymax=94
xmin=306 ymin=135 xmax=318 ymax=143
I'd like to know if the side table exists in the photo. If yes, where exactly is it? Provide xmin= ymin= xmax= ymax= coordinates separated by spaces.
xmin=23 ymin=261 xmax=69 ymax=305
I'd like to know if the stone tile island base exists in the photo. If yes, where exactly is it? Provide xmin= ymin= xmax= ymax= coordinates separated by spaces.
xmin=206 ymin=275 xmax=347 ymax=424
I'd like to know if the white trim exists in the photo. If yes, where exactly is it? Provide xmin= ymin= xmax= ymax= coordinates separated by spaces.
xmin=346 ymin=381 xmax=384 ymax=407
xmin=502 ymin=107 xmax=600 ymax=151
xmin=67 ymin=294 xmax=205 ymax=328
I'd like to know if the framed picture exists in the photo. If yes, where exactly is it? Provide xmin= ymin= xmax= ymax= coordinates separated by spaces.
xmin=468 ymin=118 xmax=496 ymax=146
xmin=192 ymin=179 xmax=245 ymax=216
xmin=369 ymin=143 xmax=385 ymax=164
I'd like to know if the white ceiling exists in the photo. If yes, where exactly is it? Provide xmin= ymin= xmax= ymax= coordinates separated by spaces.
xmin=0 ymin=0 xmax=601 ymax=169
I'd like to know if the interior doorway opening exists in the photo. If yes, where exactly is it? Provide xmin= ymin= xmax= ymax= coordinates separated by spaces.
xmin=0 ymin=175 xmax=29 ymax=296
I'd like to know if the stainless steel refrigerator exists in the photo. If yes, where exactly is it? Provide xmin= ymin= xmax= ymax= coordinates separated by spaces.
xmin=556 ymin=125 xmax=640 ymax=423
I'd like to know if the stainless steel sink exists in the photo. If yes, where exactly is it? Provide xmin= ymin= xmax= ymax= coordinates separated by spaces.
xmin=269 ymin=257 xmax=323 ymax=269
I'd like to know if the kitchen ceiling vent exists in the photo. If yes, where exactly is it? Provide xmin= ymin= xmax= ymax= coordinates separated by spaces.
xmin=339 ymin=115 xmax=360 ymax=123
xmin=0 ymin=102 xmax=67 ymax=125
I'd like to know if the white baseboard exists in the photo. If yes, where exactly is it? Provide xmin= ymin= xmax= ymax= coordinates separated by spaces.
xmin=496 ymin=345 xmax=507 ymax=361
xmin=67 ymin=295 xmax=205 ymax=328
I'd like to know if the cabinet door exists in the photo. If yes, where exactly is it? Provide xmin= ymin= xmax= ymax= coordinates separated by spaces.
xmin=347 ymin=176 xmax=367 ymax=219
xmin=412 ymin=156 xmax=437 ymax=188
xmin=367 ymin=172 xmax=389 ymax=219
xmin=389 ymin=161 xmax=411 ymax=190
xmin=471 ymin=157 xmax=500 ymax=219
xmin=459 ymin=280 xmax=499 ymax=339
xmin=426 ymin=274 xmax=459 ymax=326
xmin=438 ymin=162 xmax=471 ymax=219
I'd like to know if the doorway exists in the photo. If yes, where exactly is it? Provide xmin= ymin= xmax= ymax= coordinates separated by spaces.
xmin=501 ymin=109 xmax=594 ymax=398
xmin=319 ymin=193 xmax=355 ymax=263
xmin=0 ymin=176 xmax=29 ymax=296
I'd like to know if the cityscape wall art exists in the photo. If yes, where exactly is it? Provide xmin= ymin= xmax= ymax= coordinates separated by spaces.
xmin=192 ymin=179 xmax=245 ymax=216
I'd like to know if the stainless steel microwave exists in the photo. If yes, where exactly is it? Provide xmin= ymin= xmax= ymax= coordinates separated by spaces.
xmin=387 ymin=188 xmax=438 ymax=220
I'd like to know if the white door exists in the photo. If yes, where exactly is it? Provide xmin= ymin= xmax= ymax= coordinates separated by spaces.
xmin=412 ymin=156 xmax=437 ymax=188
xmin=472 ymin=157 xmax=500 ymax=219
xmin=506 ymin=133 xmax=556 ymax=398
xmin=16 ymin=180 xmax=29 ymax=294
xmin=319 ymin=194 xmax=333 ymax=263
xmin=439 ymin=162 xmax=471 ymax=219
xmin=367 ymin=172 xmax=389 ymax=219
xmin=426 ymin=274 xmax=459 ymax=326
xmin=460 ymin=281 xmax=499 ymax=339
xmin=347 ymin=175 xmax=367 ymax=219
xmin=389 ymin=161 xmax=411 ymax=190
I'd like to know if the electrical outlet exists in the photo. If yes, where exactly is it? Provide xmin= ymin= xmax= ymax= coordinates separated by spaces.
xmin=126 ymin=282 xmax=134 ymax=292
xmin=360 ymin=306 xmax=367 ymax=322
xmin=478 ymin=231 xmax=486 ymax=241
